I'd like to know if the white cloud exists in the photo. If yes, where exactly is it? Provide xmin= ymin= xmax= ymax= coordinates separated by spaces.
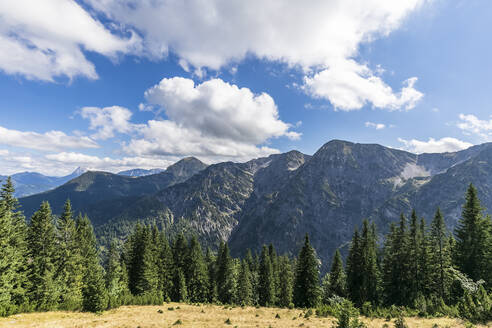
xmin=79 ymin=106 xmax=138 ymax=140
xmin=0 ymin=126 xmax=98 ymax=151
xmin=398 ymin=137 xmax=473 ymax=154
xmin=0 ymin=149 xmax=8 ymax=156
xmin=0 ymin=0 xmax=138 ymax=81
xmin=304 ymin=64 xmax=423 ymax=111
xmin=365 ymin=121 xmax=386 ymax=130
xmin=457 ymin=114 xmax=492 ymax=140
xmin=123 ymin=77 xmax=300 ymax=161
xmin=86 ymin=0 xmax=425 ymax=110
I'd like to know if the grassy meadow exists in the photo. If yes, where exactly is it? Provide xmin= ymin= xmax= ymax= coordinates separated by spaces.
xmin=0 ymin=303 xmax=490 ymax=328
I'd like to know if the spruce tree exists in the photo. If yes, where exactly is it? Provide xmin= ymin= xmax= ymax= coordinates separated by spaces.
xmin=185 ymin=235 xmax=209 ymax=302
xmin=106 ymin=239 xmax=126 ymax=307
xmin=76 ymin=215 xmax=107 ymax=312
xmin=418 ymin=217 xmax=432 ymax=298
xmin=346 ymin=228 xmax=362 ymax=305
xmin=0 ymin=178 xmax=28 ymax=314
xmin=237 ymin=259 xmax=253 ymax=305
xmin=157 ymin=231 xmax=174 ymax=301
xmin=174 ymin=268 xmax=188 ymax=302
xmin=277 ymin=255 xmax=294 ymax=307
xmin=327 ymin=249 xmax=347 ymax=298
xmin=55 ymin=200 xmax=83 ymax=310
xmin=293 ymin=234 xmax=320 ymax=308
xmin=359 ymin=221 xmax=380 ymax=305
xmin=216 ymin=241 xmax=235 ymax=304
xmin=205 ymin=248 xmax=218 ymax=303
xmin=408 ymin=209 xmax=420 ymax=303
xmin=27 ymin=202 xmax=59 ymax=310
xmin=258 ymin=245 xmax=275 ymax=306
xmin=429 ymin=208 xmax=452 ymax=301
xmin=454 ymin=184 xmax=491 ymax=283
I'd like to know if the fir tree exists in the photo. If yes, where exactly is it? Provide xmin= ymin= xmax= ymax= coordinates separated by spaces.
xmin=258 ymin=245 xmax=275 ymax=306
xmin=418 ymin=217 xmax=432 ymax=298
xmin=293 ymin=234 xmax=320 ymax=308
xmin=27 ymin=202 xmax=59 ymax=310
xmin=205 ymin=248 xmax=218 ymax=303
xmin=346 ymin=228 xmax=362 ymax=305
xmin=173 ymin=268 xmax=188 ymax=302
xmin=55 ymin=200 xmax=83 ymax=310
xmin=454 ymin=184 xmax=491 ymax=283
xmin=237 ymin=259 xmax=253 ymax=305
xmin=185 ymin=235 xmax=209 ymax=302
xmin=157 ymin=231 xmax=174 ymax=301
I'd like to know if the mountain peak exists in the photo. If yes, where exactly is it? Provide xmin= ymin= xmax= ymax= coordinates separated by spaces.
xmin=165 ymin=157 xmax=207 ymax=177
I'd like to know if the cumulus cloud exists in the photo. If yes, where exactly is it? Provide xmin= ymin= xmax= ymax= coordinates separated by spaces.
xmin=0 ymin=0 xmax=138 ymax=81
xmin=85 ymin=0 xmax=425 ymax=110
xmin=79 ymin=106 xmax=138 ymax=140
xmin=398 ymin=137 xmax=473 ymax=154
xmin=365 ymin=121 xmax=386 ymax=130
xmin=124 ymin=77 xmax=300 ymax=161
xmin=457 ymin=114 xmax=492 ymax=140
xmin=0 ymin=126 xmax=98 ymax=151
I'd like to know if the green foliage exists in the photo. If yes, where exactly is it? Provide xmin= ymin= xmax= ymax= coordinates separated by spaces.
xmin=277 ymin=255 xmax=294 ymax=307
xmin=237 ymin=260 xmax=253 ymax=305
xmin=393 ymin=314 xmax=408 ymax=328
xmin=216 ymin=242 xmax=235 ymax=304
xmin=185 ymin=235 xmax=209 ymax=302
xmin=323 ymin=249 xmax=347 ymax=302
xmin=293 ymin=234 xmax=320 ymax=308
xmin=332 ymin=299 xmax=366 ymax=328
xmin=259 ymin=245 xmax=275 ymax=306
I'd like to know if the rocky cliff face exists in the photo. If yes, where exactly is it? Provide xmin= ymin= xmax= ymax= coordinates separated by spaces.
xmin=19 ymin=140 xmax=492 ymax=270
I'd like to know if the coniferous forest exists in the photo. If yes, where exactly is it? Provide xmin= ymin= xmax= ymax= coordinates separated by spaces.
xmin=1 ymin=177 xmax=491 ymax=324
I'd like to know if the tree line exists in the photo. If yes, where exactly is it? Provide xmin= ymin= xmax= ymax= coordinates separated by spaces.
xmin=0 ymin=178 xmax=491 ymax=323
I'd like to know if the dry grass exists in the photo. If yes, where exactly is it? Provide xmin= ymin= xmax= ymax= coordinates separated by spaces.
xmin=0 ymin=303 xmax=490 ymax=328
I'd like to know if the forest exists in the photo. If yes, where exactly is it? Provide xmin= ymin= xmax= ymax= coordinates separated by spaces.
xmin=0 ymin=177 xmax=491 ymax=326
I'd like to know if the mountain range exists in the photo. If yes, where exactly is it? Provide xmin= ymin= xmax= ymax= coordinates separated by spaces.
xmin=0 ymin=167 xmax=86 ymax=197
xmin=17 ymin=140 xmax=492 ymax=271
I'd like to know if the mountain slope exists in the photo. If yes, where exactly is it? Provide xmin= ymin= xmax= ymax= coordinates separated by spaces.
xmin=19 ymin=157 xmax=207 ymax=221
xmin=0 ymin=167 xmax=86 ymax=197
xmin=118 ymin=168 xmax=165 ymax=177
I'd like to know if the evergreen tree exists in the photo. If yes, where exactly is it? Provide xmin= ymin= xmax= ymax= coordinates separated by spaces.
xmin=55 ymin=200 xmax=83 ymax=310
xmin=454 ymin=184 xmax=491 ymax=283
xmin=418 ymin=217 xmax=432 ymax=298
xmin=205 ymin=248 xmax=218 ymax=303
xmin=237 ymin=259 xmax=253 ymax=305
xmin=325 ymin=249 xmax=347 ymax=299
xmin=185 ymin=235 xmax=209 ymax=302
xmin=157 ymin=231 xmax=174 ymax=301
xmin=429 ymin=208 xmax=452 ymax=301
xmin=268 ymin=244 xmax=280 ymax=305
xmin=346 ymin=228 xmax=362 ymax=305
xmin=277 ymin=255 xmax=294 ymax=307
xmin=258 ymin=245 xmax=275 ymax=306
xmin=293 ymin=234 xmax=320 ymax=308
xmin=106 ymin=239 xmax=126 ymax=307
xmin=359 ymin=221 xmax=380 ymax=305
xmin=408 ymin=209 xmax=421 ymax=303
xmin=216 ymin=241 xmax=235 ymax=304
xmin=27 ymin=202 xmax=59 ymax=310
xmin=0 ymin=178 xmax=28 ymax=314
xmin=76 ymin=215 xmax=107 ymax=312
xmin=174 ymin=268 xmax=188 ymax=302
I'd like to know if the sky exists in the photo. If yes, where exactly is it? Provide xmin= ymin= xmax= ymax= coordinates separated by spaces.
xmin=0 ymin=0 xmax=492 ymax=176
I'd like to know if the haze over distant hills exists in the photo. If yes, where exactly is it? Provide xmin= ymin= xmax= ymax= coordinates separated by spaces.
xmin=0 ymin=167 xmax=87 ymax=197
xmin=17 ymin=140 xmax=492 ymax=271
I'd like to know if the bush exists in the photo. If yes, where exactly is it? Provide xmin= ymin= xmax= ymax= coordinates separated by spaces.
xmin=393 ymin=315 xmax=408 ymax=328
xmin=458 ymin=286 xmax=492 ymax=324
xmin=333 ymin=300 xmax=366 ymax=328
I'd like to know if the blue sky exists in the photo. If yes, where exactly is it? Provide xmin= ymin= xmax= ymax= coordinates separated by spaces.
xmin=0 ymin=0 xmax=491 ymax=175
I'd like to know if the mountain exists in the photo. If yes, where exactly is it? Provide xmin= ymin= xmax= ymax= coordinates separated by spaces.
xmin=118 ymin=168 xmax=165 ymax=177
xmin=17 ymin=141 xmax=492 ymax=271
xmin=0 ymin=167 xmax=87 ymax=197
xmin=19 ymin=157 xmax=207 ymax=222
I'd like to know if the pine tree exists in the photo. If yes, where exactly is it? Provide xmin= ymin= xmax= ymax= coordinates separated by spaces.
xmin=137 ymin=226 xmax=159 ymax=295
xmin=205 ymin=248 xmax=218 ymax=303
xmin=185 ymin=235 xmax=209 ymax=302
xmin=216 ymin=241 xmax=235 ymax=304
xmin=454 ymin=184 xmax=491 ymax=283
xmin=258 ymin=245 xmax=275 ymax=306
xmin=268 ymin=244 xmax=280 ymax=305
xmin=277 ymin=255 xmax=294 ymax=307
xmin=408 ymin=209 xmax=420 ymax=303
xmin=237 ymin=259 xmax=253 ymax=305
xmin=76 ymin=215 xmax=107 ymax=312
xmin=418 ymin=218 xmax=432 ymax=298
xmin=359 ymin=221 xmax=380 ymax=305
xmin=174 ymin=268 xmax=188 ymax=302
xmin=27 ymin=202 xmax=59 ymax=310
xmin=55 ymin=200 xmax=83 ymax=310
xmin=293 ymin=234 xmax=320 ymax=308
xmin=429 ymin=208 xmax=452 ymax=301
xmin=325 ymin=249 xmax=347 ymax=299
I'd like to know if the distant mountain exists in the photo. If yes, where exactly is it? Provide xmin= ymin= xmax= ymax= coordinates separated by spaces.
xmin=0 ymin=167 xmax=87 ymax=197
xmin=19 ymin=157 xmax=207 ymax=222
xmin=118 ymin=168 xmax=165 ymax=177
xmin=17 ymin=141 xmax=492 ymax=272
